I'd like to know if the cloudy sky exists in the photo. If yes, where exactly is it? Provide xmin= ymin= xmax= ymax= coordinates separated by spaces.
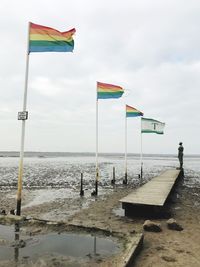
xmin=0 ymin=0 xmax=199 ymax=154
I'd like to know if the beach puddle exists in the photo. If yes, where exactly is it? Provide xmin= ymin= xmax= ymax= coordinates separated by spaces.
xmin=0 ymin=224 xmax=120 ymax=263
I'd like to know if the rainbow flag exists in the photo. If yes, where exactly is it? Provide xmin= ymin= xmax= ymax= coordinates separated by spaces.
xmin=29 ymin=22 xmax=76 ymax=53
xmin=97 ymin=82 xmax=124 ymax=99
xmin=126 ymin=105 xmax=143 ymax=117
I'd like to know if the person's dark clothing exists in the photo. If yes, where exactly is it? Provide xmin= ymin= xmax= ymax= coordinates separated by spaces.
xmin=178 ymin=144 xmax=184 ymax=169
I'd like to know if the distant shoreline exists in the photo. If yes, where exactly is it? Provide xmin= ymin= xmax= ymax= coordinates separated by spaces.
xmin=0 ymin=151 xmax=200 ymax=158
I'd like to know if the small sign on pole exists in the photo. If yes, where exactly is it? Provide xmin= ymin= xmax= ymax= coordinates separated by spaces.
xmin=18 ymin=111 xmax=28 ymax=120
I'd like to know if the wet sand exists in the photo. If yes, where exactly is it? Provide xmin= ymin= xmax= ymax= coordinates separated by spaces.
xmin=0 ymin=176 xmax=200 ymax=266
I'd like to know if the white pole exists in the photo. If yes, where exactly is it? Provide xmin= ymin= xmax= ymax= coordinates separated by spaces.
xmin=16 ymin=22 xmax=30 ymax=216
xmin=124 ymin=107 xmax=127 ymax=184
xmin=95 ymin=90 xmax=99 ymax=195
xmin=140 ymin=118 xmax=143 ymax=182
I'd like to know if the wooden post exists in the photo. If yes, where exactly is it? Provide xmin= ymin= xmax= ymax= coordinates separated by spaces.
xmin=95 ymin=179 xmax=98 ymax=195
xmin=140 ymin=163 xmax=143 ymax=183
xmin=91 ymin=171 xmax=98 ymax=196
xmin=80 ymin=172 xmax=84 ymax=196
xmin=123 ymin=172 xmax=128 ymax=184
xmin=111 ymin=166 xmax=115 ymax=184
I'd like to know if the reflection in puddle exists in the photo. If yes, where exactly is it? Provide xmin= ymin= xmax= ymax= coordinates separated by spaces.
xmin=0 ymin=224 xmax=120 ymax=263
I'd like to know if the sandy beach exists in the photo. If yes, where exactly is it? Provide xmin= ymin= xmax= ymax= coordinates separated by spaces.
xmin=1 ymin=0 xmax=200 ymax=266
xmin=0 ymin=172 xmax=200 ymax=267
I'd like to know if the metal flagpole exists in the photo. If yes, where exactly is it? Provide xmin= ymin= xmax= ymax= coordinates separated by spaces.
xmin=95 ymin=91 xmax=99 ymax=195
xmin=124 ymin=107 xmax=127 ymax=184
xmin=140 ymin=118 xmax=143 ymax=183
xmin=16 ymin=22 xmax=30 ymax=216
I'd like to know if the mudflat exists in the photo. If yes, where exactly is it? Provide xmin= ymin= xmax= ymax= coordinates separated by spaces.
xmin=0 ymin=177 xmax=199 ymax=266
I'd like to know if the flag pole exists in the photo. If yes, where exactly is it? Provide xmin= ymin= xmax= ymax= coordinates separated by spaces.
xmin=95 ymin=89 xmax=99 ymax=195
xmin=124 ymin=107 xmax=127 ymax=184
xmin=16 ymin=22 xmax=30 ymax=216
xmin=140 ymin=118 xmax=143 ymax=183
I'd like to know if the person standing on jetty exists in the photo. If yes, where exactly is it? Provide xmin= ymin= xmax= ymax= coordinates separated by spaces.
xmin=178 ymin=142 xmax=184 ymax=169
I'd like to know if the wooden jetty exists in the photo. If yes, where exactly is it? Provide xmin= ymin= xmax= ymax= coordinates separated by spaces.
xmin=120 ymin=169 xmax=182 ymax=216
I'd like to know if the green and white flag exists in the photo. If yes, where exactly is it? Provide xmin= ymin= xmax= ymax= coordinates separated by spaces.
xmin=141 ymin=117 xmax=165 ymax=134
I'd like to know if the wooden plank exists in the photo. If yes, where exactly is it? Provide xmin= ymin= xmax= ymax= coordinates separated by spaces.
xmin=120 ymin=169 xmax=180 ymax=207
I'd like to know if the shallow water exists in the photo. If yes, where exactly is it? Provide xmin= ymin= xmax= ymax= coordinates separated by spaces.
xmin=0 ymin=153 xmax=179 ymax=188
xmin=0 ymin=153 xmax=199 ymax=208
xmin=0 ymin=224 xmax=120 ymax=262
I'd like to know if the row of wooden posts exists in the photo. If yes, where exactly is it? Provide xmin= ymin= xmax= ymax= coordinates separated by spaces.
xmin=80 ymin=167 xmax=142 ymax=196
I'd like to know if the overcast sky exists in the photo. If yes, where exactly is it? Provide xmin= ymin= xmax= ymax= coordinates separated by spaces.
xmin=0 ymin=0 xmax=199 ymax=154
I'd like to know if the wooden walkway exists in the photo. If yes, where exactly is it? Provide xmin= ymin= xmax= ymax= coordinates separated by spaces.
xmin=120 ymin=169 xmax=181 ymax=214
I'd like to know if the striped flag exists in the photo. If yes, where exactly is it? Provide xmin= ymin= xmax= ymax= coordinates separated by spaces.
xmin=97 ymin=82 xmax=124 ymax=99
xmin=126 ymin=105 xmax=143 ymax=117
xmin=141 ymin=118 xmax=165 ymax=134
xmin=29 ymin=22 xmax=76 ymax=53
